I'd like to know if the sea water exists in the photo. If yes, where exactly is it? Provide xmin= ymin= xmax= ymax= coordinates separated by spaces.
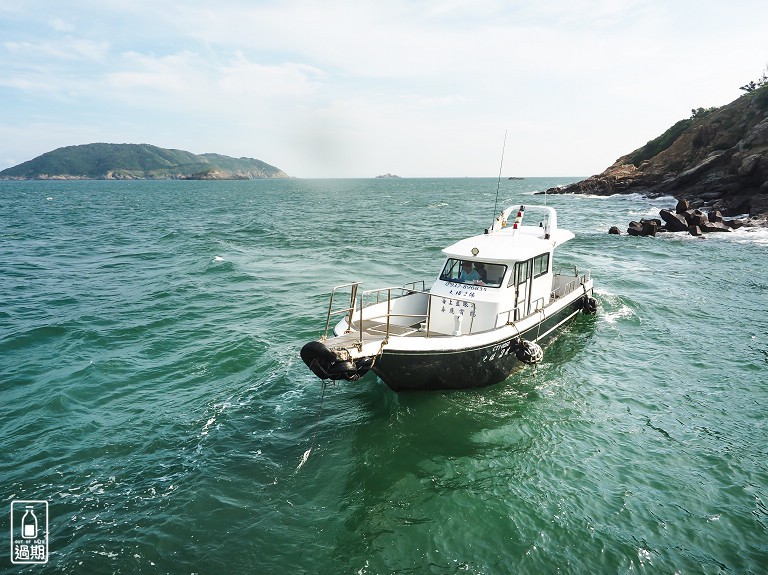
xmin=1 ymin=178 xmax=767 ymax=573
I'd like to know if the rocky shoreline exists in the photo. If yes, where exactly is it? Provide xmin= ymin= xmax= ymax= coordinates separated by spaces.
xmin=544 ymin=85 xmax=768 ymax=226
xmin=609 ymin=198 xmax=745 ymax=237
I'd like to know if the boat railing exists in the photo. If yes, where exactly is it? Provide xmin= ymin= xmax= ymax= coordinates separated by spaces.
xmin=322 ymin=282 xmax=361 ymax=340
xmin=322 ymin=281 xmax=434 ymax=344
xmin=355 ymin=288 xmax=479 ymax=345
xmin=551 ymin=267 xmax=592 ymax=300
xmin=357 ymin=286 xmax=427 ymax=346
xmin=324 ymin=283 xmax=478 ymax=347
xmin=403 ymin=279 xmax=426 ymax=293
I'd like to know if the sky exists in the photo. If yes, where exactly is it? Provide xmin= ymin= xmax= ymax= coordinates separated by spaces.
xmin=1 ymin=1 xmax=767 ymax=178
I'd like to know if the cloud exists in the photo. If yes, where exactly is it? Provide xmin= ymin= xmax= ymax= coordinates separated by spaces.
xmin=101 ymin=50 xmax=327 ymax=116
xmin=3 ymin=38 xmax=108 ymax=62
xmin=1 ymin=0 xmax=768 ymax=175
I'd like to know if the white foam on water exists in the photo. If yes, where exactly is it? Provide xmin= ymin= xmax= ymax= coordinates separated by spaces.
xmin=200 ymin=401 xmax=231 ymax=436
xmin=200 ymin=417 xmax=216 ymax=436
xmin=727 ymin=225 xmax=768 ymax=246
xmin=602 ymin=304 xmax=634 ymax=324
xmin=594 ymin=289 xmax=635 ymax=324
xmin=296 ymin=448 xmax=312 ymax=471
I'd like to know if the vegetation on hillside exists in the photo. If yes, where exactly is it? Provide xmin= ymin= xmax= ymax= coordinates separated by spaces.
xmin=740 ymin=64 xmax=768 ymax=93
xmin=628 ymin=118 xmax=696 ymax=167
xmin=0 ymin=143 xmax=287 ymax=179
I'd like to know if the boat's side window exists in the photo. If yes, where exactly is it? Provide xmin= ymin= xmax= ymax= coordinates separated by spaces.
xmin=533 ymin=253 xmax=550 ymax=278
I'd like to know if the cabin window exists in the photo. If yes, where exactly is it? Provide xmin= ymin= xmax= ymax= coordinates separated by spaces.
xmin=439 ymin=258 xmax=506 ymax=288
xmin=533 ymin=253 xmax=550 ymax=278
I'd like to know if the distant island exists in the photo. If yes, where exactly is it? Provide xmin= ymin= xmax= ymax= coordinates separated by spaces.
xmin=545 ymin=79 xmax=768 ymax=222
xmin=375 ymin=173 xmax=401 ymax=179
xmin=0 ymin=143 xmax=289 ymax=180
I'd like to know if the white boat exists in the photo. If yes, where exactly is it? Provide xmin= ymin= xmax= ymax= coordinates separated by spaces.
xmin=300 ymin=204 xmax=597 ymax=391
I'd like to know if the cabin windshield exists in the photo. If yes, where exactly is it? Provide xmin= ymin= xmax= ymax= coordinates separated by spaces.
xmin=439 ymin=258 xmax=507 ymax=288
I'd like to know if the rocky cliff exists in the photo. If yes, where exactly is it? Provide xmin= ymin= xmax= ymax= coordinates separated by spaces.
xmin=546 ymin=85 xmax=768 ymax=222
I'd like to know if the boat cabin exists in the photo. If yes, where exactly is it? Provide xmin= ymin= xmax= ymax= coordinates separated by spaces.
xmin=427 ymin=205 xmax=574 ymax=335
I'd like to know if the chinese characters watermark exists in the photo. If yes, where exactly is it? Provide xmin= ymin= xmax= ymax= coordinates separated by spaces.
xmin=10 ymin=500 xmax=49 ymax=565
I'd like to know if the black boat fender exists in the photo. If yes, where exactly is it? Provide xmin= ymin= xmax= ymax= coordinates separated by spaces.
xmin=300 ymin=340 xmax=372 ymax=381
xmin=581 ymin=296 xmax=598 ymax=314
xmin=300 ymin=340 xmax=337 ymax=379
xmin=514 ymin=338 xmax=543 ymax=364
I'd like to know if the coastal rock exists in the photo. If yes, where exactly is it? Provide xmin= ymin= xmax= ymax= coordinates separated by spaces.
xmin=660 ymin=209 xmax=689 ymax=232
xmin=544 ymin=84 xmax=768 ymax=223
xmin=618 ymin=201 xmax=733 ymax=237
xmin=627 ymin=221 xmax=643 ymax=236
xmin=738 ymin=153 xmax=762 ymax=177
xmin=626 ymin=219 xmax=659 ymax=236
xmin=684 ymin=209 xmax=709 ymax=227
xmin=642 ymin=219 xmax=660 ymax=236
xmin=700 ymin=221 xmax=732 ymax=232
xmin=608 ymin=226 xmax=621 ymax=235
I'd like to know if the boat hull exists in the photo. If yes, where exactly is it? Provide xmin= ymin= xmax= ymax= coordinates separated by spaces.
xmin=372 ymin=291 xmax=590 ymax=391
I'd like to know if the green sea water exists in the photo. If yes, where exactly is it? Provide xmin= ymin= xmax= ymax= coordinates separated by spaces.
xmin=1 ymin=178 xmax=767 ymax=574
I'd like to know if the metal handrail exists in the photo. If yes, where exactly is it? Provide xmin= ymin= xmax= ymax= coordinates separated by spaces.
xmin=358 ymin=286 xmax=432 ymax=345
xmin=346 ymin=285 xmax=478 ymax=346
xmin=324 ymin=271 xmax=596 ymax=346
xmin=322 ymin=282 xmax=360 ymax=340
xmin=403 ymin=280 xmax=426 ymax=293
xmin=550 ymin=270 xmax=591 ymax=300
xmin=554 ymin=264 xmax=579 ymax=277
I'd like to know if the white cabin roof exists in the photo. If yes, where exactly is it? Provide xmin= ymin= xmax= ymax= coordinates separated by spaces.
xmin=441 ymin=205 xmax=575 ymax=263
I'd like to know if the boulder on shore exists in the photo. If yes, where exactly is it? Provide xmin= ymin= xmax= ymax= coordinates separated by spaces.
xmin=659 ymin=209 xmax=689 ymax=232
xmin=612 ymin=200 xmax=741 ymax=237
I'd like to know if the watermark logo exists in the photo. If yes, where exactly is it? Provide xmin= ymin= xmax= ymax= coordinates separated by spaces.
xmin=10 ymin=500 xmax=49 ymax=565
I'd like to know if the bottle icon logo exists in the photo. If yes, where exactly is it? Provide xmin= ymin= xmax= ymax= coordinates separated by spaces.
xmin=21 ymin=507 xmax=38 ymax=539
xmin=10 ymin=500 xmax=48 ymax=564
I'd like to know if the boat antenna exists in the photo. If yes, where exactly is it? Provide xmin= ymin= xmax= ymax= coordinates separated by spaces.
xmin=491 ymin=129 xmax=507 ymax=227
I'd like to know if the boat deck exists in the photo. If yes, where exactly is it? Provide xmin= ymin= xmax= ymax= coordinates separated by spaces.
xmin=332 ymin=319 xmax=433 ymax=347
xmin=325 ymin=270 xmax=592 ymax=349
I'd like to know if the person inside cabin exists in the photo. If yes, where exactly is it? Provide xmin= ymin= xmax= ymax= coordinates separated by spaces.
xmin=474 ymin=262 xmax=488 ymax=283
xmin=459 ymin=261 xmax=484 ymax=284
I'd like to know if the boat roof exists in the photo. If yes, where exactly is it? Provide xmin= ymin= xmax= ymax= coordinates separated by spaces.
xmin=442 ymin=205 xmax=575 ymax=263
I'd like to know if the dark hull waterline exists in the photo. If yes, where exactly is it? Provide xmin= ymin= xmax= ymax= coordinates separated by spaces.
xmin=372 ymin=294 xmax=587 ymax=391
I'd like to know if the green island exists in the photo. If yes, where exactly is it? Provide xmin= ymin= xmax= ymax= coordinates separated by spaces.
xmin=0 ymin=143 xmax=289 ymax=180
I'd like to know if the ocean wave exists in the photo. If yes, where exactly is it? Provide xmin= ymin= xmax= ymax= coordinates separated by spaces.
xmin=725 ymin=225 xmax=768 ymax=245
xmin=4 ymin=179 xmax=767 ymax=575
xmin=594 ymin=289 xmax=636 ymax=324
